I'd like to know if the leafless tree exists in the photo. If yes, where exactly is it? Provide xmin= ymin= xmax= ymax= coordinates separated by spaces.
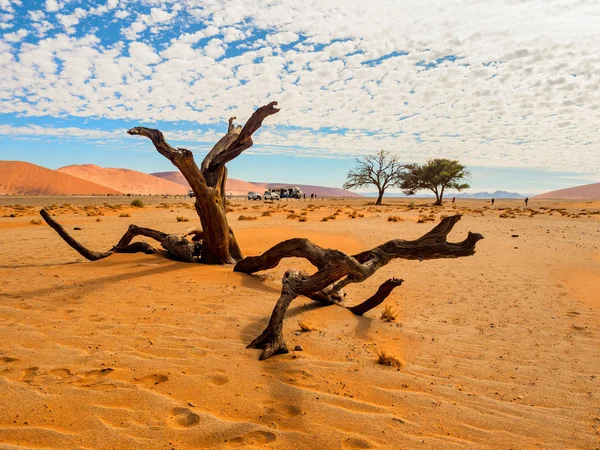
xmin=343 ymin=150 xmax=404 ymax=205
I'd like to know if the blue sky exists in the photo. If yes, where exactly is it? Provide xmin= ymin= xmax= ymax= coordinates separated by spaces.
xmin=1 ymin=0 xmax=599 ymax=194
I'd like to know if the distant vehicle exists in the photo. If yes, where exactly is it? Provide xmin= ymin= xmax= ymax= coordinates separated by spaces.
xmin=247 ymin=191 xmax=262 ymax=200
xmin=269 ymin=186 xmax=303 ymax=199
xmin=263 ymin=191 xmax=280 ymax=201
xmin=188 ymin=189 xmax=195 ymax=198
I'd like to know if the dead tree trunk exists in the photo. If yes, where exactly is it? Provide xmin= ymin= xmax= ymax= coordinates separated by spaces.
xmin=234 ymin=215 xmax=483 ymax=360
xmin=127 ymin=102 xmax=279 ymax=264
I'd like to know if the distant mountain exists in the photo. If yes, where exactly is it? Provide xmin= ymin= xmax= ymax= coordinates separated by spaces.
xmin=58 ymin=164 xmax=188 ymax=195
xmin=150 ymin=171 xmax=262 ymax=195
xmin=456 ymin=190 xmax=525 ymax=199
xmin=251 ymin=182 xmax=363 ymax=198
xmin=534 ymin=182 xmax=600 ymax=200
xmin=0 ymin=161 xmax=121 ymax=195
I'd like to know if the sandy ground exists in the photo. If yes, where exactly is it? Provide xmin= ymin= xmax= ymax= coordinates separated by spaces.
xmin=0 ymin=197 xmax=599 ymax=449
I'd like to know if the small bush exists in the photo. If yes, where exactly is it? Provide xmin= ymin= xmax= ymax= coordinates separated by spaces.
xmin=119 ymin=213 xmax=131 ymax=218
xmin=387 ymin=215 xmax=404 ymax=222
xmin=407 ymin=201 xmax=415 ymax=209
xmin=380 ymin=306 xmax=398 ymax=322
xmin=287 ymin=213 xmax=299 ymax=219
xmin=262 ymin=211 xmax=272 ymax=216
xmin=30 ymin=218 xmax=42 ymax=225
xmin=130 ymin=199 xmax=145 ymax=208
xmin=298 ymin=216 xmax=308 ymax=222
xmin=238 ymin=215 xmax=257 ymax=221
xmin=96 ymin=218 xmax=102 ymax=222
xmin=377 ymin=349 xmax=402 ymax=369
xmin=176 ymin=216 xmax=189 ymax=222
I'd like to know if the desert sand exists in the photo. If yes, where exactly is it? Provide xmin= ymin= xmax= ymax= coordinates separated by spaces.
xmin=0 ymin=197 xmax=599 ymax=449
xmin=0 ymin=162 xmax=121 ymax=196
xmin=57 ymin=165 xmax=189 ymax=196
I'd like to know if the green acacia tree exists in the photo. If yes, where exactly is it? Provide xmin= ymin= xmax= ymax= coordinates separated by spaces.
xmin=400 ymin=158 xmax=470 ymax=205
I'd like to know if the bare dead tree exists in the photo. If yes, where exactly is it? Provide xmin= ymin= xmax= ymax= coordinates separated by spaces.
xmin=234 ymin=215 xmax=483 ymax=360
xmin=343 ymin=149 xmax=404 ymax=205
xmin=41 ymin=102 xmax=279 ymax=264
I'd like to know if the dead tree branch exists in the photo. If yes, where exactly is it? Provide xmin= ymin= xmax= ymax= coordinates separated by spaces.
xmin=234 ymin=215 xmax=484 ymax=360
xmin=40 ymin=209 xmax=194 ymax=262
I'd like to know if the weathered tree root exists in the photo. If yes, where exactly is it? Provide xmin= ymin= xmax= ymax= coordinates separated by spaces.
xmin=40 ymin=209 xmax=195 ymax=262
xmin=234 ymin=215 xmax=484 ymax=360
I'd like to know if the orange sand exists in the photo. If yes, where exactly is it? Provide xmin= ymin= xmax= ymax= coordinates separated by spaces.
xmin=0 ymin=197 xmax=599 ymax=449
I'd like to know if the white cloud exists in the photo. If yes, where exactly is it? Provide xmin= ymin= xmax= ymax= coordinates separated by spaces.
xmin=1 ymin=0 xmax=600 ymax=174
xmin=45 ymin=0 xmax=59 ymax=13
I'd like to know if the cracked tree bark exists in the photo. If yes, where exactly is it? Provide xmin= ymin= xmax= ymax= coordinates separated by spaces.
xmin=234 ymin=215 xmax=484 ymax=360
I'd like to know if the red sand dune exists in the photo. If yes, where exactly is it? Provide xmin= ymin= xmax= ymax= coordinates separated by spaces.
xmin=151 ymin=171 xmax=262 ymax=195
xmin=0 ymin=161 xmax=121 ymax=195
xmin=58 ymin=165 xmax=188 ymax=195
xmin=534 ymin=182 xmax=600 ymax=200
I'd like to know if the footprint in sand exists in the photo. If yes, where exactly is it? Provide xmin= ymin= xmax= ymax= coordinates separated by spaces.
xmin=1 ymin=357 xmax=19 ymax=363
xmin=49 ymin=368 xmax=73 ymax=380
xmin=134 ymin=373 xmax=169 ymax=386
xmin=342 ymin=437 xmax=375 ymax=449
xmin=263 ymin=402 xmax=302 ymax=418
xmin=169 ymin=407 xmax=200 ymax=428
xmin=19 ymin=367 xmax=39 ymax=385
xmin=72 ymin=368 xmax=115 ymax=390
xmin=206 ymin=373 xmax=229 ymax=386
xmin=227 ymin=430 xmax=276 ymax=447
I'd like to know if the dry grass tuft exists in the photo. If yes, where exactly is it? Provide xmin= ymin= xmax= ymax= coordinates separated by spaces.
xmin=30 ymin=218 xmax=42 ymax=225
xmin=298 ymin=321 xmax=315 ymax=332
xmin=262 ymin=211 xmax=272 ymax=216
xmin=298 ymin=216 xmax=308 ymax=222
xmin=238 ymin=215 xmax=258 ymax=221
xmin=119 ymin=213 xmax=131 ymax=218
xmin=387 ymin=215 xmax=404 ymax=222
xmin=380 ymin=306 xmax=398 ymax=322
xmin=377 ymin=349 xmax=402 ymax=369
xmin=176 ymin=216 xmax=189 ymax=222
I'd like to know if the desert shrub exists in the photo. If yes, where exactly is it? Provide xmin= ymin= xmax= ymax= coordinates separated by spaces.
xmin=407 ymin=201 xmax=415 ymax=209
xmin=96 ymin=218 xmax=102 ymax=222
xmin=287 ymin=213 xmax=299 ymax=219
xmin=380 ymin=306 xmax=398 ymax=322
xmin=377 ymin=349 xmax=402 ymax=369
xmin=262 ymin=211 xmax=272 ymax=216
xmin=119 ymin=213 xmax=131 ymax=217
xmin=176 ymin=216 xmax=189 ymax=222
xmin=130 ymin=199 xmax=144 ymax=208
xmin=238 ymin=215 xmax=257 ymax=221
xmin=30 ymin=218 xmax=42 ymax=225
xmin=387 ymin=215 xmax=404 ymax=222
xmin=298 ymin=216 xmax=308 ymax=222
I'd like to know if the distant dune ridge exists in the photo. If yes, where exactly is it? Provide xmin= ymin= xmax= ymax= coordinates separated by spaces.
xmin=58 ymin=164 xmax=188 ymax=195
xmin=534 ymin=182 xmax=600 ymax=200
xmin=0 ymin=161 xmax=121 ymax=195
xmin=3 ymin=162 xmax=363 ymax=197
